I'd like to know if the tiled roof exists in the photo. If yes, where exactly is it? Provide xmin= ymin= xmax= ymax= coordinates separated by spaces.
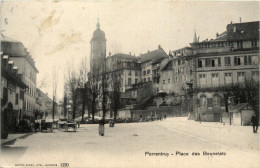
xmin=109 ymin=53 xmax=137 ymax=60
xmin=139 ymin=48 xmax=168 ymax=63
xmin=227 ymin=21 xmax=259 ymax=41
xmin=161 ymin=60 xmax=173 ymax=71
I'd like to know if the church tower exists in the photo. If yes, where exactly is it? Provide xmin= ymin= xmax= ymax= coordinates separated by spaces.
xmin=90 ymin=19 xmax=107 ymax=73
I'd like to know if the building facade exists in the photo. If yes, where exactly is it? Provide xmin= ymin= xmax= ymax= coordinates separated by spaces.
xmin=190 ymin=21 xmax=259 ymax=122
xmin=1 ymin=36 xmax=39 ymax=122
xmin=1 ymin=53 xmax=27 ymax=132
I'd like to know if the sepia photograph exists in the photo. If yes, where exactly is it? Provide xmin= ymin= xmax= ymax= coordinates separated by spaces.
xmin=0 ymin=1 xmax=259 ymax=168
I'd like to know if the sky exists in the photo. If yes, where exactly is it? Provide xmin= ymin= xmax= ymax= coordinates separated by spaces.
xmin=1 ymin=1 xmax=259 ymax=101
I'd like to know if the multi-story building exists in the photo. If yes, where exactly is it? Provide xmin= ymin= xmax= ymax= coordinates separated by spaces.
xmin=190 ymin=21 xmax=259 ymax=122
xmin=106 ymin=53 xmax=141 ymax=92
xmin=1 ymin=36 xmax=39 ymax=122
xmin=139 ymin=46 xmax=168 ymax=94
xmin=1 ymin=53 xmax=27 ymax=132
xmin=172 ymin=47 xmax=193 ymax=95
xmin=159 ymin=60 xmax=174 ymax=93
xmin=36 ymin=89 xmax=56 ymax=119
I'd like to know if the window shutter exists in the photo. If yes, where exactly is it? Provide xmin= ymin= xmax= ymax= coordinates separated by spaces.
xmin=244 ymin=56 xmax=247 ymax=65
xmin=248 ymin=56 xmax=252 ymax=65
xmin=218 ymin=57 xmax=221 ymax=67
xmin=234 ymin=57 xmax=237 ymax=65
xmin=208 ymin=98 xmax=213 ymax=107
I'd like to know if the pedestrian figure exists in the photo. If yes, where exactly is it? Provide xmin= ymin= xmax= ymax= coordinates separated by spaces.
xmin=251 ymin=114 xmax=258 ymax=133
xmin=139 ymin=115 xmax=142 ymax=122
xmin=198 ymin=114 xmax=201 ymax=124
xmin=99 ymin=120 xmax=105 ymax=136
xmin=164 ymin=114 xmax=167 ymax=120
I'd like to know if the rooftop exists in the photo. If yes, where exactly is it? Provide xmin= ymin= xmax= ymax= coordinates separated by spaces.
xmin=139 ymin=47 xmax=168 ymax=63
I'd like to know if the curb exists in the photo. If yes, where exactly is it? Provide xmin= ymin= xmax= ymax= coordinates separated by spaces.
xmin=1 ymin=133 xmax=33 ymax=145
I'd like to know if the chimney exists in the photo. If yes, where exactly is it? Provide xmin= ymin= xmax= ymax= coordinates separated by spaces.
xmin=2 ymin=55 xmax=9 ymax=67
xmin=231 ymin=21 xmax=233 ymax=24
xmin=158 ymin=45 xmax=161 ymax=50
xmin=13 ymin=66 xmax=18 ymax=75
xmin=148 ymin=50 xmax=150 ymax=53
xmin=8 ymin=61 xmax=14 ymax=72
xmin=129 ymin=52 xmax=131 ymax=55
xmin=216 ymin=32 xmax=219 ymax=38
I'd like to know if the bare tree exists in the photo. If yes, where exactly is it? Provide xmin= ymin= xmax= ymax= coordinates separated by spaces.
xmin=109 ymin=71 xmax=122 ymax=120
xmin=38 ymin=73 xmax=50 ymax=90
xmin=52 ymin=66 xmax=59 ymax=120
xmin=65 ymin=63 xmax=79 ymax=120
xmin=78 ymin=57 xmax=89 ymax=122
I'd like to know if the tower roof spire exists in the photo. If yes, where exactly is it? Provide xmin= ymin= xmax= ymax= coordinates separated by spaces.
xmin=193 ymin=30 xmax=198 ymax=43
xmin=96 ymin=17 xmax=100 ymax=29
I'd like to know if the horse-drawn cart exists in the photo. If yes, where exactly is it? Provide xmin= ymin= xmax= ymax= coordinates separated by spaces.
xmin=41 ymin=120 xmax=53 ymax=132
xmin=64 ymin=121 xmax=77 ymax=132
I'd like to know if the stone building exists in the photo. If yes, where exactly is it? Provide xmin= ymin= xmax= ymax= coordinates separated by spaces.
xmin=1 ymin=36 xmax=39 ymax=122
xmin=190 ymin=21 xmax=259 ymax=122
xmin=1 ymin=53 xmax=27 ymax=132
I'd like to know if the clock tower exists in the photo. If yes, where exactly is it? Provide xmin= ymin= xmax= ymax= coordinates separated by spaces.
xmin=90 ymin=19 xmax=107 ymax=73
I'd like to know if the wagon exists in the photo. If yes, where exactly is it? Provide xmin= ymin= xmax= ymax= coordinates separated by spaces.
xmin=58 ymin=119 xmax=68 ymax=131
xmin=64 ymin=120 xmax=77 ymax=132
xmin=41 ymin=120 xmax=53 ymax=132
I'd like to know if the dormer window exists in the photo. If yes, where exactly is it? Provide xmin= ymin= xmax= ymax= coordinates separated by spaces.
xmin=233 ymin=26 xmax=236 ymax=32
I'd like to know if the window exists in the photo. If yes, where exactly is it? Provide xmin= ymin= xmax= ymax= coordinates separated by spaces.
xmin=211 ymin=59 xmax=215 ymax=67
xmin=213 ymin=95 xmax=220 ymax=107
xmin=148 ymin=77 xmax=150 ymax=82
xmin=144 ymin=78 xmax=146 ymax=82
xmin=237 ymin=72 xmax=245 ymax=83
xmin=179 ymin=76 xmax=182 ymax=82
xmin=135 ymin=79 xmax=138 ymax=84
xmin=205 ymin=58 xmax=211 ymax=67
xmin=20 ymin=90 xmax=24 ymax=100
xmin=252 ymin=55 xmax=259 ymax=65
xmin=135 ymin=70 xmax=138 ymax=76
xmin=147 ymin=70 xmax=150 ymax=74
xmin=200 ymin=95 xmax=207 ymax=107
xmin=143 ymin=71 xmax=146 ymax=76
xmin=16 ymin=93 xmax=19 ymax=105
xmin=224 ymin=73 xmax=232 ymax=84
xmin=128 ymin=78 xmax=131 ymax=85
xmin=168 ymin=79 xmax=170 ymax=83
xmin=128 ymin=70 xmax=131 ymax=75
xmin=218 ymin=57 xmax=221 ymax=67
xmin=211 ymin=74 xmax=219 ymax=87
xmin=199 ymin=74 xmax=206 ymax=87
xmin=182 ymin=59 xmax=185 ymax=64
xmin=178 ymin=60 xmax=181 ymax=66
xmin=237 ymin=41 xmax=243 ymax=49
xmin=198 ymin=59 xmax=203 ymax=68
xmin=224 ymin=57 xmax=231 ymax=66
xmin=163 ymin=80 xmax=165 ymax=84
xmin=234 ymin=56 xmax=241 ymax=66
xmin=176 ymin=77 xmax=178 ymax=82
xmin=252 ymin=71 xmax=259 ymax=81
xmin=183 ymin=75 xmax=187 ymax=81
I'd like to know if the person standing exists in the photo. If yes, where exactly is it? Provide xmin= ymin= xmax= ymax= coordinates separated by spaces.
xmin=251 ymin=114 xmax=259 ymax=133
xmin=198 ymin=114 xmax=201 ymax=124
xmin=99 ymin=119 xmax=105 ymax=136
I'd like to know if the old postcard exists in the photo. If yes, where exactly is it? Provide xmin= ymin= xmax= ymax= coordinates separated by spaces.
xmin=1 ymin=1 xmax=259 ymax=168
